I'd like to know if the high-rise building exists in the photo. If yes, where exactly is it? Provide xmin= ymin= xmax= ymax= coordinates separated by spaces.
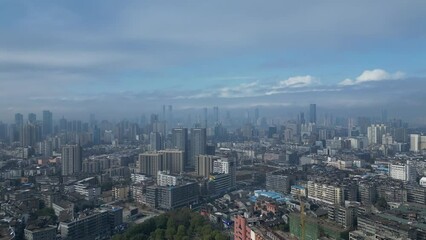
xmin=172 ymin=128 xmax=188 ymax=166
xmin=20 ymin=123 xmax=42 ymax=147
xmin=213 ymin=157 xmax=236 ymax=187
xmin=390 ymin=163 xmax=416 ymax=182
xmin=213 ymin=106 xmax=219 ymax=123
xmin=158 ymin=149 xmax=184 ymax=174
xmin=137 ymin=152 xmax=165 ymax=176
xmin=410 ymin=134 xmax=420 ymax=152
xmin=15 ymin=113 xmax=24 ymax=126
xmin=157 ymin=171 xmax=178 ymax=186
xmin=61 ymin=145 xmax=82 ymax=176
xmin=42 ymin=110 xmax=53 ymax=137
xmin=309 ymin=104 xmax=317 ymax=124
xmin=196 ymin=155 xmax=218 ymax=177
xmin=28 ymin=113 xmax=37 ymax=124
xmin=367 ymin=124 xmax=387 ymax=145
xmin=149 ymin=132 xmax=162 ymax=151
xmin=189 ymin=128 xmax=206 ymax=168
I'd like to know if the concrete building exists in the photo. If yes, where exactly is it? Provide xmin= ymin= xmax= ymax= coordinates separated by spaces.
xmin=367 ymin=124 xmax=387 ymax=145
xmin=157 ymin=171 xmax=178 ymax=186
xmin=146 ymin=182 xmax=199 ymax=210
xmin=24 ymin=226 xmax=56 ymax=240
xmin=307 ymin=181 xmax=344 ymax=205
xmin=59 ymin=207 xmax=123 ymax=240
xmin=113 ymin=185 xmax=130 ymax=201
xmin=328 ymin=205 xmax=357 ymax=229
xmin=149 ymin=132 xmax=162 ymax=151
xmin=61 ymin=145 xmax=82 ymax=176
xmin=42 ymin=110 xmax=53 ymax=137
xmin=208 ymin=174 xmax=232 ymax=196
xmin=137 ymin=152 xmax=164 ymax=176
xmin=389 ymin=163 xmax=416 ymax=182
xmin=190 ymin=128 xmax=206 ymax=168
xmin=171 ymin=128 xmax=188 ymax=167
xmin=196 ymin=155 xmax=218 ymax=177
xmin=158 ymin=149 xmax=184 ymax=174
xmin=213 ymin=157 xmax=236 ymax=187
xmin=234 ymin=215 xmax=252 ymax=240
xmin=410 ymin=134 xmax=420 ymax=152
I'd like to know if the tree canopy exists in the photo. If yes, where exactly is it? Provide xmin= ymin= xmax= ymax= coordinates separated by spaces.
xmin=112 ymin=208 xmax=228 ymax=240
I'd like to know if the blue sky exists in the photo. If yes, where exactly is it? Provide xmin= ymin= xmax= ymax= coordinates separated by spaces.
xmin=0 ymin=0 xmax=426 ymax=120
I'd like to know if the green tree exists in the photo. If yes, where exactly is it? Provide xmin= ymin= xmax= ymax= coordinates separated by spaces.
xmin=152 ymin=229 xmax=165 ymax=240
xmin=174 ymin=225 xmax=186 ymax=240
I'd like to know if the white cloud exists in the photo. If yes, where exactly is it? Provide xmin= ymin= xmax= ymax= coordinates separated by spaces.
xmin=339 ymin=69 xmax=405 ymax=86
xmin=274 ymin=75 xmax=317 ymax=89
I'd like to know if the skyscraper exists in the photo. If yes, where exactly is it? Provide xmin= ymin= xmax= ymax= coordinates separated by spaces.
xmin=15 ymin=113 xmax=23 ymax=126
xmin=61 ymin=145 xmax=82 ymax=176
xmin=149 ymin=132 xmax=163 ymax=151
xmin=213 ymin=106 xmax=219 ymax=123
xmin=190 ymin=128 xmax=207 ymax=168
xmin=172 ymin=128 xmax=188 ymax=166
xmin=28 ymin=113 xmax=37 ymax=124
xmin=43 ymin=110 xmax=53 ymax=137
xmin=309 ymin=104 xmax=317 ymax=124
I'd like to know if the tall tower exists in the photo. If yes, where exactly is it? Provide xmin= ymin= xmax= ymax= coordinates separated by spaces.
xmin=309 ymin=104 xmax=316 ymax=124
xmin=15 ymin=113 xmax=23 ymax=127
xmin=213 ymin=106 xmax=219 ymax=123
xmin=190 ymin=128 xmax=207 ymax=168
xmin=61 ymin=145 xmax=82 ymax=176
xmin=43 ymin=110 xmax=53 ymax=137
xmin=172 ymin=128 xmax=188 ymax=167
xmin=150 ymin=132 xmax=163 ymax=151
xmin=28 ymin=113 xmax=37 ymax=124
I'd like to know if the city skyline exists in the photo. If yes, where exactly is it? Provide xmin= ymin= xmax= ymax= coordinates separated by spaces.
xmin=0 ymin=1 xmax=426 ymax=120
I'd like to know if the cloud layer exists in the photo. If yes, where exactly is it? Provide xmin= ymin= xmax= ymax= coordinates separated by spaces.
xmin=339 ymin=69 xmax=405 ymax=86
xmin=0 ymin=1 xmax=425 ymax=121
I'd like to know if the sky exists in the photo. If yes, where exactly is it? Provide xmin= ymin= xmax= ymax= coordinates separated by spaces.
xmin=1 ymin=1 xmax=426 ymax=122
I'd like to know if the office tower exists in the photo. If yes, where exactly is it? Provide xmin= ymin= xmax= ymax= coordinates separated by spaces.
xmin=137 ymin=152 xmax=164 ymax=176
xmin=15 ymin=113 xmax=23 ymax=126
xmin=42 ymin=110 xmax=53 ymax=137
xmin=196 ymin=155 xmax=218 ymax=177
xmin=172 ymin=128 xmax=188 ymax=167
xmin=213 ymin=106 xmax=219 ymax=123
xmin=28 ymin=113 xmax=36 ymax=124
xmin=190 ymin=128 xmax=206 ymax=168
xmin=61 ymin=145 xmax=82 ymax=176
xmin=149 ymin=132 xmax=163 ymax=151
xmin=254 ymin=108 xmax=259 ymax=125
xmin=367 ymin=124 xmax=387 ymax=145
xmin=309 ymin=104 xmax=317 ymax=124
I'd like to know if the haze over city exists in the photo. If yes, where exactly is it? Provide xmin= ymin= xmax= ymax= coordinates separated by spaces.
xmin=3 ymin=1 xmax=426 ymax=240
xmin=1 ymin=1 xmax=426 ymax=124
